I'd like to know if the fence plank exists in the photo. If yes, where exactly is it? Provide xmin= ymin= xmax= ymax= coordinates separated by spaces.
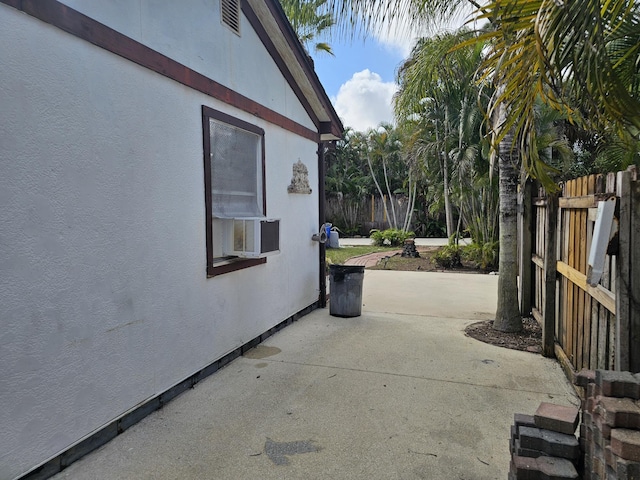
xmin=576 ymin=177 xmax=587 ymax=368
xmin=631 ymin=170 xmax=640 ymax=372
xmin=543 ymin=194 xmax=558 ymax=357
xmin=558 ymin=193 xmax=614 ymax=208
xmin=597 ymin=259 xmax=608 ymax=369
xmin=561 ymin=182 xmax=570 ymax=354
xmin=608 ymin=262 xmax=615 ymax=369
xmin=534 ymin=200 xmax=541 ymax=316
xmin=616 ymin=170 xmax=631 ymax=371
xmin=607 ymin=173 xmax=617 ymax=369
xmin=556 ymin=261 xmax=616 ymax=313
xmin=538 ymin=204 xmax=544 ymax=315
xmin=567 ymin=180 xmax=576 ymax=365
xmin=586 ymin=175 xmax=596 ymax=368
xmin=595 ymin=174 xmax=607 ymax=368
xmin=519 ymin=180 xmax=533 ymax=316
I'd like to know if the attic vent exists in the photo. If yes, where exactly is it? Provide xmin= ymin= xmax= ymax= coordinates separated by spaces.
xmin=221 ymin=0 xmax=241 ymax=35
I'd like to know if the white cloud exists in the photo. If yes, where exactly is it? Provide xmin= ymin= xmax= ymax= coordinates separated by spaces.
xmin=372 ymin=4 xmax=478 ymax=57
xmin=372 ymin=18 xmax=423 ymax=58
xmin=333 ymin=69 xmax=397 ymax=132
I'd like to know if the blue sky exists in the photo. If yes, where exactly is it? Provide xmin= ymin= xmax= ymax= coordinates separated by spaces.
xmin=314 ymin=38 xmax=404 ymax=99
xmin=312 ymin=35 xmax=410 ymax=133
xmin=307 ymin=8 xmax=477 ymax=133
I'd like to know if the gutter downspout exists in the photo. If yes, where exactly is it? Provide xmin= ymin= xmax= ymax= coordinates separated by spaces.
xmin=318 ymin=142 xmax=327 ymax=307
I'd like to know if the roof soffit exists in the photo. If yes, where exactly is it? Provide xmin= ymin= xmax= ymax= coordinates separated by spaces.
xmin=243 ymin=0 xmax=342 ymax=137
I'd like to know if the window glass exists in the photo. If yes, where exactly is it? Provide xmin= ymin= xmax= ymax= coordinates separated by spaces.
xmin=202 ymin=106 xmax=267 ymax=276
xmin=210 ymin=119 xmax=263 ymax=217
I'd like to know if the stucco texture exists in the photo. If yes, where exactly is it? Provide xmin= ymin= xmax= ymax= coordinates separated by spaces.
xmin=0 ymin=4 xmax=321 ymax=478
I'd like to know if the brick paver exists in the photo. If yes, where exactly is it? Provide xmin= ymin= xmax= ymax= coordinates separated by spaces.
xmin=343 ymin=250 xmax=401 ymax=268
xmin=535 ymin=402 xmax=580 ymax=435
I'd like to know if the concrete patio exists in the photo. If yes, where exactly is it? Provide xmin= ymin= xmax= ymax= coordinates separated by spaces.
xmin=52 ymin=270 xmax=578 ymax=479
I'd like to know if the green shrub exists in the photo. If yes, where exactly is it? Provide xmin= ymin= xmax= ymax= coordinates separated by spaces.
xmin=462 ymin=241 xmax=499 ymax=270
xmin=369 ymin=228 xmax=415 ymax=247
xmin=433 ymin=244 xmax=463 ymax=268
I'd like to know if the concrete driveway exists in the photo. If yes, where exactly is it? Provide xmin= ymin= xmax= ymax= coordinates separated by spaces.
xmin=53 ymin=271 xmax=578 ymax=479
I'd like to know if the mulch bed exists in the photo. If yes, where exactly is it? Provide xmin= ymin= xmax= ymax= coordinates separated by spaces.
xmin=464 ymin=318 xmax=542 ymax=354
xmin=368 ymin=246 xmax=488 ymax=274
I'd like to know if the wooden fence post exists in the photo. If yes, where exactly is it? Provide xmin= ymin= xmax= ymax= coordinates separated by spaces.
xmin=370 ymin=195 xmax=374 ymax=223
xmin=628 ymin=167 xmax=640 ymax=372
xmin=519 ymin=179 xmax=533 ymax=317
xmin=542 ymin=193 xmax=558 ymax=357
xmin=616 ymin=169 xmax=632 ymax=371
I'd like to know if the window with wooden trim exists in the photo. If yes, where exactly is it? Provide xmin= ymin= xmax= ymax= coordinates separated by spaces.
xmin=203 ymin=106 xmax=279 ymax=277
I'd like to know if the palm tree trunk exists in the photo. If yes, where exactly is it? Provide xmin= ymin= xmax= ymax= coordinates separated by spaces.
xmin=493 ymin=126 xmax=523 ymax=332
xmin=382 ymin=159 xmax=398 ymax=229
xmin=367 ymin=154 xmax=391 ymax=229
xmin=402 ymin=172 xmax=417 ymax=232
xmin=443 ymin=106 xmax=454 ymax=238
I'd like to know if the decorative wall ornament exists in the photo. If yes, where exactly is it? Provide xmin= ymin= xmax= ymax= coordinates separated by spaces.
xmin=287 ymin=160 xmax=312 ymax=194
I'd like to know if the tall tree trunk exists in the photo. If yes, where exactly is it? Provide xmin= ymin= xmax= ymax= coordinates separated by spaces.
xmin=493 ymin=126 xmax=523 ymax=332
xmin=443 ymin=107 xmax=454 ymax=238
xmin=382 ymin=159 xmax=398 ymax=229
xmin=402 ymin=172 xmax=417 ymax=232
xmin=367 ymin=154 xmax=391 ymax=229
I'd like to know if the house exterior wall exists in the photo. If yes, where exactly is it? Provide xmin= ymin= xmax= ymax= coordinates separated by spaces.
xmin=58 ymin=0 xmax=316 ymax=132
xmin=0 ymin=4 xmax=322 ymax=479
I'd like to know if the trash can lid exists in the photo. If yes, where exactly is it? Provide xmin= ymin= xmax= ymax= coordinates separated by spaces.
xmin=329 ymin=264 xmax=365 ymax=274
xmin=329 ymin=264 xmax=365 ymax=281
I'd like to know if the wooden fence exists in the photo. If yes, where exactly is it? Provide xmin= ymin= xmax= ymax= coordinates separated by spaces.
xmin=519 ymin=166 xmax=640 ymax=376
xmin=326 ymin=194 xmax=412 ymax=234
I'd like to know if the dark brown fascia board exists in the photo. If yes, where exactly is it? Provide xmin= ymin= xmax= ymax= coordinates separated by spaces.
xmin=320 ymin=121 xmax=342 ymax=140
xmin=240 ymin=1 xmax=319 ymax=128
xmin=250 ymin=0 xmax=344 ymax=138
xmin=1 ymin=0 xmax=320 ymax=143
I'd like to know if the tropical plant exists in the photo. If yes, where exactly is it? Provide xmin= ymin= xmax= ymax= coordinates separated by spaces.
xmin=326 ymin=0 xmax=640 ymax=332
xmin=325 ymin=0 xmax=527 ymax=332
xmin=280 ymin=0 xmax=335 ymax=55
xmin=463 ymin=241 xmax=499 ymax=270
xmin=466 ymin=0 xmax=640 ymax=187
xmin=369 ymin=228 xmax=415 ymax=247
xmin=395 ymin=30 xmax=495 ymax=242
xmin=433 ymin=237 xmax=463 ymax=268
xmin=364 ymin=124 xmax=405 ymax=230
xmin=325 ymin=129 xmax=372 ymax=232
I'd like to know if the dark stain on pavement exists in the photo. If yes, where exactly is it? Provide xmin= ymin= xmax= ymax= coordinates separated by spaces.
xmin=264 ymin=437 xmax=320 ymax=465
xmin=243 ymin=345 xmax=281 ymax=359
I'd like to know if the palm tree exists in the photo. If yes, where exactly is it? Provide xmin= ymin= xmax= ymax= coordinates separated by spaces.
xmin=468 ymin=0 xmax=639 ymax=330
xmin=325 ymin=129 xmax=372 ymax=232
xmin=395 ymin=29 xmax=489 ymax=240
xmin=395 ymin=121 xmax=424 ymax=232
xmin=471 ymin=0 xmax=640 ymax=185
xmin=280 ymin=0 xmax=335 ymax=55
xmin=365 ymin=124 xmax=404 ymax=229
xmin=325 ymin=0 xmax=527 ymax=331
xmin=327 ymin=0 xmax=640 ymax=332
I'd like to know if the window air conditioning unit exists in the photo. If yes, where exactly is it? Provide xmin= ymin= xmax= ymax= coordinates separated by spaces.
xmin=223 ymin=218 xmax=280 ymax=258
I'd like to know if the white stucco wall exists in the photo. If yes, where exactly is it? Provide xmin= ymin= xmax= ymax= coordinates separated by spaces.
xmin=58 ymin=0 xmax=316 ymax=132
xmin=0 ymin=4 xmax=322 ymax=479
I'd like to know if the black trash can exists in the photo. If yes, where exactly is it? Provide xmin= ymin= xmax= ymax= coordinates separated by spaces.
xmin=329 ymin=264 xmax=365 ymax=317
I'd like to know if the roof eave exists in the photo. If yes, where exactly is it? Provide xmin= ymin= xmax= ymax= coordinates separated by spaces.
xmin=245 ymin=0 xmax=343 ymax=138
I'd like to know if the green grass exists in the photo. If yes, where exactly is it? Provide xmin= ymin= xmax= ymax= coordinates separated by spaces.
xmin=325 ymin=245 xmax=397 ymax=265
